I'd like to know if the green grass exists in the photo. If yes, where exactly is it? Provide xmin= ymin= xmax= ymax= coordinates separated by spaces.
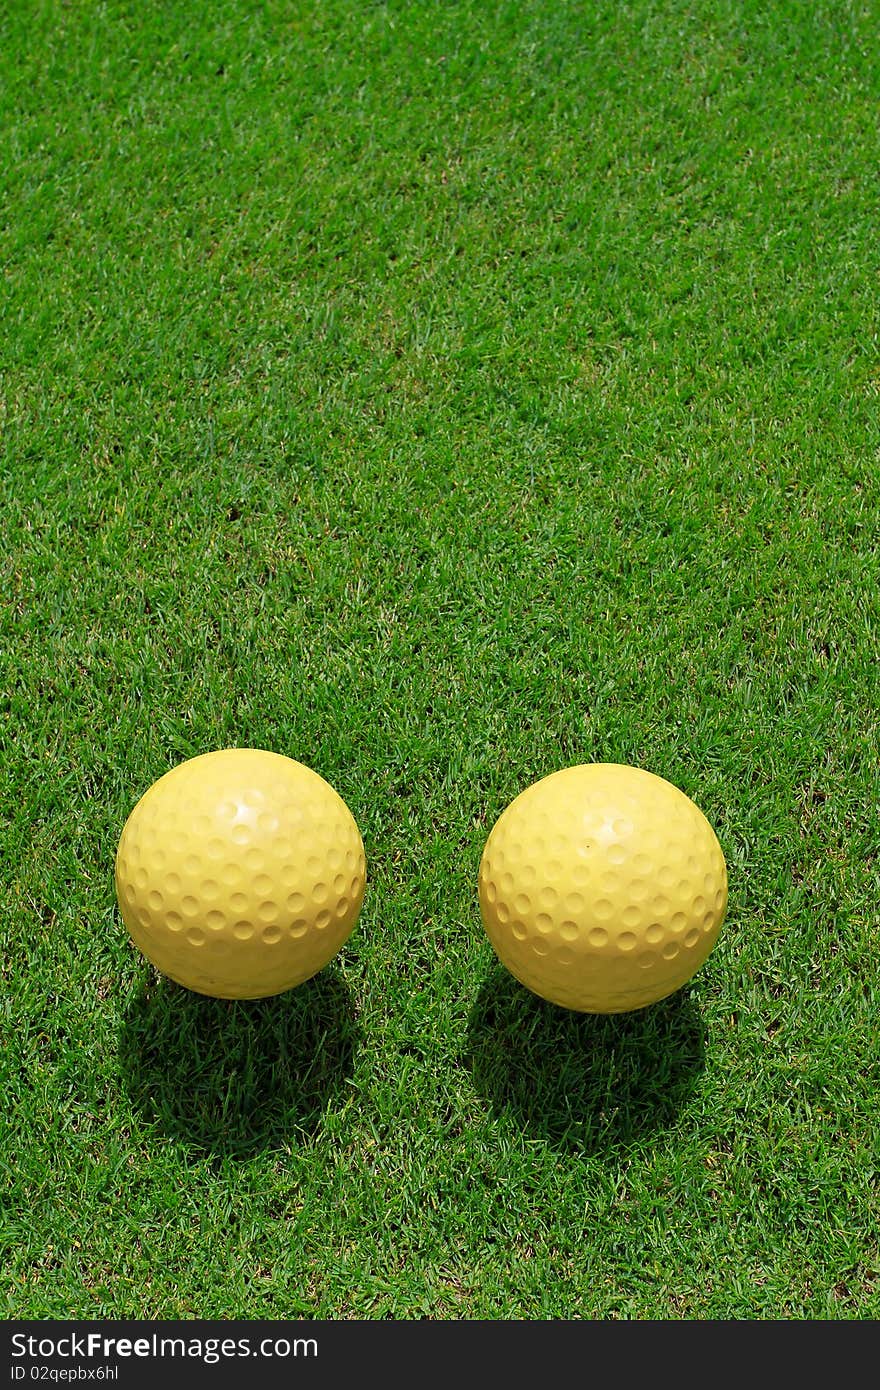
xmin=2 ymin=0 xmax=879 ymax=1319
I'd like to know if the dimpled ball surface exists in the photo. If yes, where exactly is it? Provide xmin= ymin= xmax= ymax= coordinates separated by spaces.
xmin=115 ymin=748 xmax=366 ymax=999
xmin=478 ymin=763 xmax=727 ymax=1013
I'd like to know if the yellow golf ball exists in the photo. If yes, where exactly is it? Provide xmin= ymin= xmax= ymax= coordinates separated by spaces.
xmin=478 ymin=763 xmax=727 ymax=1013
xmin=115 ymin=748 xmax=366 ymax=999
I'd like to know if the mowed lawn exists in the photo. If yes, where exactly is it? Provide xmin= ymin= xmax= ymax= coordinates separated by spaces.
xmin=2 ymin=0 xmax=878 ymax=1318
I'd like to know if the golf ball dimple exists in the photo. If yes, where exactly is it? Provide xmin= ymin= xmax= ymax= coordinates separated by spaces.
xmin=115 ymin=748 xmax=366 ymax=999
xmin=478 ymin=763 xmax=727 ymax=1013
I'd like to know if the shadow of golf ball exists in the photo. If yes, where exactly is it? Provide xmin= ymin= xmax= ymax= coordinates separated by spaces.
xmin=118 ymin=963 xmax=361 ymax=1158
xmin=463 ymin=964 xmax=707 ymax=1153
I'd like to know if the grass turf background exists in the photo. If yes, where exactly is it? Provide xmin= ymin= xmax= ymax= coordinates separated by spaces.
xmin=1 ymin=0 xmax=878 ymax=1317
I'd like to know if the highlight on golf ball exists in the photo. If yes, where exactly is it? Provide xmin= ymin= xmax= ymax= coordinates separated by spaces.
xmin=115 ymin=748 xmax=366 ymax=999
xmin=478 ymin=763 xmax=727 ymax=1013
